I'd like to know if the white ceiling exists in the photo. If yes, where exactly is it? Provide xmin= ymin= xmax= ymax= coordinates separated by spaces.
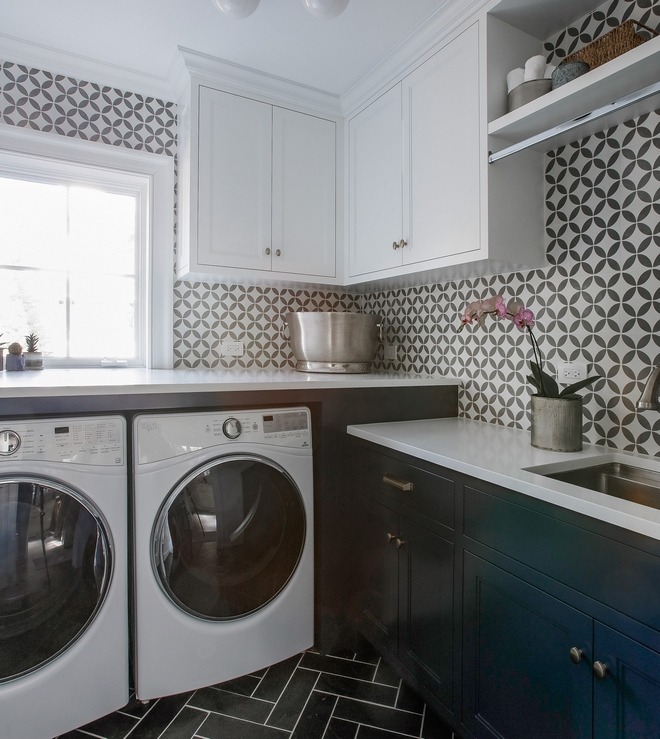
xmin=0 ymin=0 xmax=458 ymax=99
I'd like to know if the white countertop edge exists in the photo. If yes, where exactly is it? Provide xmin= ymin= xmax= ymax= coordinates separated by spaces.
xmin=0 ymin=369 xmax=462 ymax=398
xmin=347 ymin=417 xmax=660 ymax=542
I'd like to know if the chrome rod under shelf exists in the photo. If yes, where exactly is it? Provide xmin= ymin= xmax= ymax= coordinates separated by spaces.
xmin=488 ymin=80 xmax=660 ymax=163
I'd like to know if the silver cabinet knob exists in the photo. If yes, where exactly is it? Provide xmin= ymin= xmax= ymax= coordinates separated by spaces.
xmin=593 ymin=661 xmax=608 ymax=680
xmin=275 ymin=249 xmax=281 ymax=257
xmin=569 ymin=647 xmax=583 ymax=664
xmin=265 ymin=247 xmax=271 ymax=256
xmin=392 ymin=239 xmax=407 ymax=250
xmin=392 ymin=241 xmax=399 ymax=250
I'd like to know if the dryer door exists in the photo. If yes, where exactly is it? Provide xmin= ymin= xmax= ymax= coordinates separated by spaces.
xmin=153 ymin=454 xmax=306 ymax=621
xmin=0 ymin=477 xmax=112 ymax=682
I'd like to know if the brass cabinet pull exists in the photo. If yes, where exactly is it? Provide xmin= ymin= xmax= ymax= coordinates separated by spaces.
xmin=569 ymin=647 xmax=583 ymax=664
xmin=382 ymin=473 xmax=414 ymax=492
xmin=386 ymin=532 xmax=406 ymax=549
xmin=593 ymin=661 xmax=608 ymax=680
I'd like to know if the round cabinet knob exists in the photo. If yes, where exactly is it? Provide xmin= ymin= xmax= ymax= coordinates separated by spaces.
xmin=222 ymin=418 xmax=242 ymax=440
xmin=0 ymin=430 xmax=21 ymax=455
xmin=398 ymin=239 xmax=407 ymax=249
xmin=386 ymin=532 xmax=397 ymax=544
xmin=265 ymin=247 xmax=271 ymax=256
xmin=394 ymin=537 xmax=406 ymax=549
xmin=275 ymin=249 xmax=281 ymax=257
xmin=593 ymin=661 xmax=608 ymax=680
xmin=392 ymin=241 xmax=399 ymax=250
xmin=569 ymin=647 xmax=583 ymax=664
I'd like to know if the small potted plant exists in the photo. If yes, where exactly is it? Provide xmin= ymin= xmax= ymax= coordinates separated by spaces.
xmin=24 ymin=332 xmax=43 ymax=370
xmin=6 ymin=342 xmax=25 ymax=371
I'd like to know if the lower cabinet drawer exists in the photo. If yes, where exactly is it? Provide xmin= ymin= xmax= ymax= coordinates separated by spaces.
xmin=463 ymin=483 xmax=660 ymax=631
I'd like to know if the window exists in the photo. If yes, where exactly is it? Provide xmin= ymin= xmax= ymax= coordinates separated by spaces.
xmin=0 ymin=127 xmax=174 ymax=368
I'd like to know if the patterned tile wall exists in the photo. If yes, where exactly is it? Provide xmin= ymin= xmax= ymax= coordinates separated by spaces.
xmin=0 ymin=0 xmax=658 ymax=455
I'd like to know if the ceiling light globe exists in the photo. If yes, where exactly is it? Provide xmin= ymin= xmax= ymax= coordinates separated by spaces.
xmin=300 ymin=0 xmax=349 ymax=19
xmin=212 ymin=0 xmax=260 ymax=19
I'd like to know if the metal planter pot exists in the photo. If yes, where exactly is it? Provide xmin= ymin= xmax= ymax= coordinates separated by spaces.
xmin=285 ymin=311 xmax=382 ymax=373
xmin=530 ymin=395 xmax=583 ymax=452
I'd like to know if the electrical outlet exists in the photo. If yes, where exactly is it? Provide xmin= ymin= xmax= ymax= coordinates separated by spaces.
xmin=558 ymin=361 xmax=587 ymax=383
xmin=221 ymin=341 xmax=244 ymax=357
xmin=384 ymin=343 xmax=398 ymax=361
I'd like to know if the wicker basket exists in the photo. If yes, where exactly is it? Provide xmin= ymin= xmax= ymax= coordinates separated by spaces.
xmin=564 ymin=20 xmax=657 ymax=69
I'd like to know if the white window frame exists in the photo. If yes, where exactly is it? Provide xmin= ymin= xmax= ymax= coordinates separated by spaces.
xmin=0 ymin=125 xmax=174 ymax=369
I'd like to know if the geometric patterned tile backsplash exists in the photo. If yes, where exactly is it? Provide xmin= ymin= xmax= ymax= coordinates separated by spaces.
xmin=0 ymin=0 xmax=658 ymax=456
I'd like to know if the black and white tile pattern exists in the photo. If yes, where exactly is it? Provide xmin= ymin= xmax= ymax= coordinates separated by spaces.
xmin=0 ymin=0 xmax=657 ymax=455
xmin=57 ymin=649 xmax=456 ymax=739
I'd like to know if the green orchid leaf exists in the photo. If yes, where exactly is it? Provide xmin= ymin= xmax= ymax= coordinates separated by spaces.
xmin=558 ymin=375 xmax=601 ymax=398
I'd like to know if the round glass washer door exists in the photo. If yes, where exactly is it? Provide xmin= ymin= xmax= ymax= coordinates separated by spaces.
xmin=0 ymin=476 xmax=112 ymax=682
xmin=152 ymin=454 xmax=306 ymax=621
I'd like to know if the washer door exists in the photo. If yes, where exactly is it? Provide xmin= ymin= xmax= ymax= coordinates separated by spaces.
xmin=153 ymin=454 xmax=306 ymax=621
xmin=0 ymin=477 xmax=112 ymax=682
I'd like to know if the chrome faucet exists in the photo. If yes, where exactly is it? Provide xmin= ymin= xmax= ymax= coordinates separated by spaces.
xmin=637 ymin=365 xmax=660 ymax=410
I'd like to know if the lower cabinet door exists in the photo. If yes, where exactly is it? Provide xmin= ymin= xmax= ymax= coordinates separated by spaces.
xmin=593 ymin=622 xmax=660 ymax=738
xmin=463 ymin=553 xmax=592 ymax=739
xmin=354 ymin=495 xmax=400 ymax=658
xmin=399 ymin=518 xmax=454 ymax=710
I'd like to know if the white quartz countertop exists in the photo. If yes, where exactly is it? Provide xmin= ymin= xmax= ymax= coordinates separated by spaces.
xmin=347 ymin=417 xmax=660 ymax=542
xmin=0 ymin=368 xmax=460 ymax=398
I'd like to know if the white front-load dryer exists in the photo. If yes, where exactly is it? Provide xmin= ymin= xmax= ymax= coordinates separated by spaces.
xmin=0 ymin=415 xmax=128 ymax=739
xmin=132 ymin=407 xmax=314 ymax=700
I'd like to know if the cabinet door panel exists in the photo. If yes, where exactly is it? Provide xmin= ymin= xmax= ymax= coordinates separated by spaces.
xmin=272 ymin=108 xmax=336 ymax=277
xmin=354 ymin=495 xmax=400 ymax=657
xmin=197 ymin=88 xmax=272 ymax=271
xmin=594 ymin=622 xmax=660 ymax=738
xmin=399 ymin=519 xmax=454 ymax=709
xmin=348 ymin=86 xmax=403 ymax=277
xmin=463 ymin=553 xmax=592 ymax=739
xmin=403 ymin=22 xmax=481 ymax=265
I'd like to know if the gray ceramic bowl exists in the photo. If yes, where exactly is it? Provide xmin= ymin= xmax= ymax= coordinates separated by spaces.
xmin=552 ymin=61 xmax=590 ymax=89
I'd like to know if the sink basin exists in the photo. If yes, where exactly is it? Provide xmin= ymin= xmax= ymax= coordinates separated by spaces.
xmin=541 ymin=462 xmax=660 ymax=511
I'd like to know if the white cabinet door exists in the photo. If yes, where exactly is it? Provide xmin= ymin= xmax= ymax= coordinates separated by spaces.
xmin=348 ymin=85 xmax=403 ymax=277
xmin=197 ymin=87 xmax=272 ymax=272
xmin=402 ymin=22 xmax=481 ymax=266
xmin=272 ymin=108 xmax=336 ymax=278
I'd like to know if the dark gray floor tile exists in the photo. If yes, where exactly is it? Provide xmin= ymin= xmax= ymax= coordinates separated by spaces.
xmin=334 ymin=696 xmax=423 ymax=736
xmin=125 ymin=691 xmax=194 ymax=738
xmin=325 ymin=718 xmax=359 ymax=738
xmin=421 ymin=707 xmax=454 ymax=739
xmin=159 ymin=706 xmax=208 ymax=738
xmin=253 ymin=653 xmax=302 ymax=701
xmin=356 ymin=725 xmax=416 ymax=738
xmin=267 ymin=667 xmax=319 ymax=730
xmin=372 ymin=659 xmax=400 ymax=688
xmin=395 ymin=680 xmax=425 ymax=714
xmin=197 ymin=712 xmax=288 ymax=739
xmin=300 ymin=652 xmax=377 ymax=681
xmin=211 ymin=672 xmax=261 ymax=697
xmin=70 ymin=709 xmax=138 ymax=739
xmin=316 ymin=672 xmax=398 ymax=707
xmin=291 ymin=690 xmax=337 ymax=737
xmin=189 ymin=686 xmax=273 ymax=723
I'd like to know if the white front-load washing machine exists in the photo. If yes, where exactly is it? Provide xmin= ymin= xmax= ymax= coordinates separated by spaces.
xmin=132 ymin=407 xmax=314 ymax=700
xmin=0 ymin=415 xmax=128 ymax=739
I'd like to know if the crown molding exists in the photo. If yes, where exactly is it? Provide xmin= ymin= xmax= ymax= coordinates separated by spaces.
xmin=0 ymin=33 xmax=176 ymax=102
xmin=171 ymin=47 xmax=343 ymax=119
xmin=339 ymin=0 xmax=489 ymax=117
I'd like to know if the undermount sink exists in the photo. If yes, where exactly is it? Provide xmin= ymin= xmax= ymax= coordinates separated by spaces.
xmin=538 ymin=462 xmax=660 ymax=511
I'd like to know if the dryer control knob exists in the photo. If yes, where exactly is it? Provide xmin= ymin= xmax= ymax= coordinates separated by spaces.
xmin=222 ymin=418 xmax=242 ymax=439
xmin=0 ymin=430 xmax=20 ymax=455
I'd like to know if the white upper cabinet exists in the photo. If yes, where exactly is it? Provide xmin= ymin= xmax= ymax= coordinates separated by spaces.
xmin=348 ymin=85 xmax=403 ymax=277
xmin=347 ymin=22 xmax=486 ymax=285
xmin=178 ymin=84 xmax=338 ymax=284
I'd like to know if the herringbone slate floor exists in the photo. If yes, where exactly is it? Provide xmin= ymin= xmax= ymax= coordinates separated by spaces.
xmin=58 ymin=648 xmax=459 ymax=739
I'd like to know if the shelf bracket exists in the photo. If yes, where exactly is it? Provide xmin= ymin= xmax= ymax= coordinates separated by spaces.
xmin=488 ymin=80 xmax=660 ymax=163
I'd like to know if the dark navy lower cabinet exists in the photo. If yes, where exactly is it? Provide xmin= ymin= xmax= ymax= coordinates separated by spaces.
xmin=462 ymin=553 xmax=592 ymax=739
xmin=351 ymin=444 xmax=456 ymax=715
xmin=349 ymin=441 xmax=660 ymax=739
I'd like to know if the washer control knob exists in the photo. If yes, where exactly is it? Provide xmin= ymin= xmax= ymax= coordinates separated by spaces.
xmin=0 ymin=430 xmax=21 ymax=456
xmin=222 ymin=418 xmax=242 ymax=440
